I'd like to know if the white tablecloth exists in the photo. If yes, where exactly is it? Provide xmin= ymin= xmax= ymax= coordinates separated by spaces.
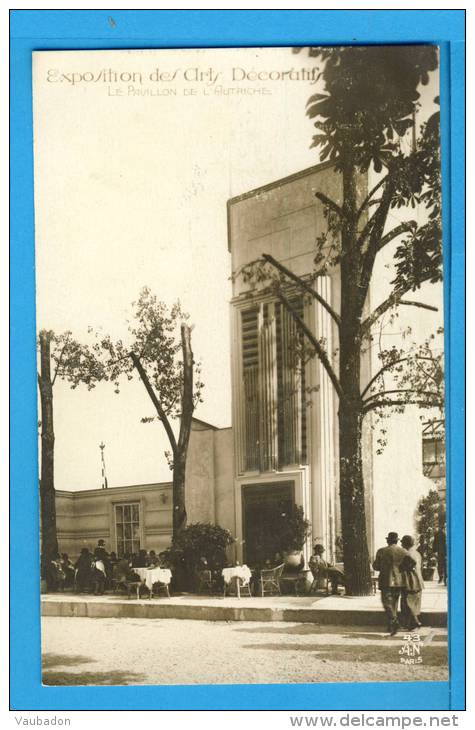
xmin=135 ymin=567 xmax=172 ymax=590
xmin=221 ymin=565 xmax=252 ymax=585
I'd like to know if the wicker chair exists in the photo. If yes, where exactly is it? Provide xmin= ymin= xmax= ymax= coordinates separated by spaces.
xmin=309 ymin=562 xmax=331 ymax=595
xmin=259 ymin=563 xmax=285 ymax=597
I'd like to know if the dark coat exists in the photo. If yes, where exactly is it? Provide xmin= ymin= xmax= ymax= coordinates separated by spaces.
xmin=373 ymin=544 xmax=415 ymax=589
xmin=432 ymin=529 xmax=447 ymax=558
xmin=75 ymin=553 xmax=93 ymax=584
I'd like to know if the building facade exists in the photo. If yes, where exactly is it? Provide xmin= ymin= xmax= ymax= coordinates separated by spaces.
xmin=55 ymin=419 xmax=235 ymax=560
xmin=55 ymin=162 xmax=437 ymax=565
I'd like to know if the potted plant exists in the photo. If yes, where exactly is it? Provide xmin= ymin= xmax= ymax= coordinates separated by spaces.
xmin=416 ymin=488 xmax=445 ymax=581
xmin=421 ymin=556 xmax=437 ymax=582
xmin=276 ymin=506 xmax=312 ymax=568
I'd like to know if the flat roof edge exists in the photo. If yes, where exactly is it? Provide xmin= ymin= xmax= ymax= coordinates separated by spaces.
xmin=227 ymin=159 xmax=336 ymax=208
xmin=226 ymin=159 xmax=336 ymax=252
xmin=56 ymin=482 xmax=172 ymax=497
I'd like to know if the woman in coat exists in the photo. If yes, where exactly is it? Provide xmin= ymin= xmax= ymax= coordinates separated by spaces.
xmin=401 ymin=535 xmax=425 ymax=629
xmin=75 ymin=547 xmax=93 ymax=593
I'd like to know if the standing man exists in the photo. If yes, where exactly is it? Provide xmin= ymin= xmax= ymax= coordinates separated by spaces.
xmin=94 ymin=539 xmax=112 ymax=584
xmin=432 ymin=523 xmax=447 ymax=586
xmin=373 ymin=532 xmax=415 ymax=635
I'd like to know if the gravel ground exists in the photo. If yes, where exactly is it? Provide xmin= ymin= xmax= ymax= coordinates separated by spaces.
xmin=42 ymin=617 xmax=448 ymax=686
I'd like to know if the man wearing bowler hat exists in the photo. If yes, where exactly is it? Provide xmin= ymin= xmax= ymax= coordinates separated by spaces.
xmin=373 ymin=532 xmax=415 ymax=635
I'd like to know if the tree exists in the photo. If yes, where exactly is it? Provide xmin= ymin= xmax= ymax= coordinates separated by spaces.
xmin=239 ymin=46 xmax=443 ymax=595
xmin=38 ymin=330 xmax=105 ymax=573
xmin=416 ymin=488 xmax=443 ymax=569
xmin=94 ymin=288 xmax=204 ymax=540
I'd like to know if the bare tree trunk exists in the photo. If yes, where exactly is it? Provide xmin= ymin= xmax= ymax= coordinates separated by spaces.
xmin=172 ymin=455 xmax=187 ymax=537
xmin=338 ymin=395 xmax=372 ymax=595
xmin=173 ymin=323 xmax=194 ymax=537
xmin=38 ymin=331 xmax=58 ymax=573
xmin=131 ymin=324 xmax=194 ymax=541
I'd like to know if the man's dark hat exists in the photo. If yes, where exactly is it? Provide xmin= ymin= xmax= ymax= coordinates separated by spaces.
xmin=386 ymin=532 xmax=399 ymax=541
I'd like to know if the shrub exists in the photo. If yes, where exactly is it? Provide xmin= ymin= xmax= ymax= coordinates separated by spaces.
xmin=416 ymin=489 xmax=444 ymax=567
xmin=166 ymin=522 xmax=235 ymax=588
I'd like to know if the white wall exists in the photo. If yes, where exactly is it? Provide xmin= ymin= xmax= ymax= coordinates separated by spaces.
xmin=371 ymin=409 xmax=434 ymax=556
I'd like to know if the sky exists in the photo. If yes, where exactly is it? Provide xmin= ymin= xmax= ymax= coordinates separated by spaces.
xmin=32 ymin=47 xmax=442 ymax=491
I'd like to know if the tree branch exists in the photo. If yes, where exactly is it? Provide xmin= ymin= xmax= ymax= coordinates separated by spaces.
xmin=277 ymin=291 xmax=343 ymax=400
xmin=356 ymin=175 xmax=389 ymax=221
xmin=130 ymin=351 xmax=178 ymax=455
xmin=363 ymin=395 xmax=444 ymax=414
xmin=262 ymin=253 xmax=341 ymax=328
xmin=51 ymin=336 xmax=70 ymax=387
xmin=102 ymin=352 xmax=132 ymax=368
xmin=415 ymin=361 xmax=441 ymax=387
xmin=377 ymin=222 xmax=416 ymax=252
xmin=360 ymin=356 xmax=436 ymax=399
xmin=314 ymin=192 xmax=345 ymax=219
xmin=398 ymin=300 xmax=439 ymax=312
xmin=357 ymin=174 xmax=397 ymax=307
xmin=363 ymin=388 xmax=441 ymax=405
xmin=360 ymin=288 xmax=439 ymax=338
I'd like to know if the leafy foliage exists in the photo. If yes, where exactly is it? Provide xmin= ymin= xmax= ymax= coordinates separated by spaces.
xmin=165 ymin=522 xmax=235 ymax=580
xmin=38 ymin=329 xmax=106 ymax=389
xmin=92 ymin=289 xmax=205 ymax=537
xmin=248 ymin=504 xmax=312 ymax=567
xmin=276 ymin=505 xmax=312 ymax=552
xmin=302 ymin=46 xmax=438 ymax=172
xmin=236 ymin=46 xmax=443 ymax=594
xmin=415 ymin=489 xmax=444 ymax=568
xmin=91 ymin=287 xmax=204 ymax=416
xmin=238 ymin=46 xmax=443 ymax=428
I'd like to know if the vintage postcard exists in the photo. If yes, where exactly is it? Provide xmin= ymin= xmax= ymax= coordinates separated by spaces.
xmin=33 ymin=46 xmax=447 ymax=686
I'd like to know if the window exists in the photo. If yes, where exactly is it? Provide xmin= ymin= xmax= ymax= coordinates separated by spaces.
xmin=422 ymin=437 xmax=445 ymax=478
xmin=240 ymin=299 xmax=307 ymax=473
xmin=115 ymin=503 xmax=141 ymax=557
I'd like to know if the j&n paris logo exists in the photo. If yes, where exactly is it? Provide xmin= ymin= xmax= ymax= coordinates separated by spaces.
xmin=399 ymin=634 xmax=423 ymax=664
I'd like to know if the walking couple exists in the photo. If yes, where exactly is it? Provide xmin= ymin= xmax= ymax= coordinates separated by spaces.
xmin=373 ymin=532 xmax=424 ymax=635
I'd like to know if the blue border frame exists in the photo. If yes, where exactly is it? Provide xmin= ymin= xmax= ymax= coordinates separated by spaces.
xmin=10 ymin=9 xmax=465 ymax=711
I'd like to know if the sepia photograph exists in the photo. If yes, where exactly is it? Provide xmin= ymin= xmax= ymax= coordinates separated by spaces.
xmin=33 ymin=45 xmax=448 ymax=687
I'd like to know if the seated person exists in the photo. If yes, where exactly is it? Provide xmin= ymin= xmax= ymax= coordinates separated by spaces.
xmin=132 ymin=549 xmax=148 ymax=568
xmin=47 ymin=554 xmax=66 ymax=592
xmin=195 ymin=556 xmax=211 ymax=592
xmin=114 ymin=555 xmax=131 ymax=580
xmin=60 ymin=553 xmax=75 ymax=589
xmin=158 ymin=551 xmax=172 ymax=569
xmin=309 ymin=544 xmax=346 ymax=595
xmin=148 ymin=550 xmax=159 ymax=567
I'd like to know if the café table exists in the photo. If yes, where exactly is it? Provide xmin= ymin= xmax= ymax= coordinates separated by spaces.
xmin=221 ymin=565 xmax=252 ymax=598
xmin=134 ymin=566 xmax=172 ymax=598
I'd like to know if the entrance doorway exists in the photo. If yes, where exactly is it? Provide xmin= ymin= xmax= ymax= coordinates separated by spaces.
xmin=242 ymin=481 xmax=295 ymax=566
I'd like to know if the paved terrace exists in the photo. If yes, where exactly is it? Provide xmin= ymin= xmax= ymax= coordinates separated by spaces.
xmin=42 ymin=582 xmax=447 ymax=626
